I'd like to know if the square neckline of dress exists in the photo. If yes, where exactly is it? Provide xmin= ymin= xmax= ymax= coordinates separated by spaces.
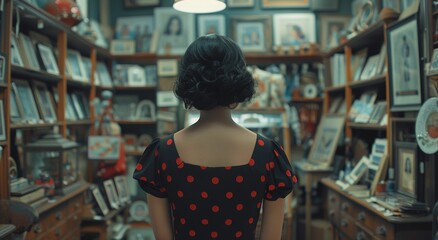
xmin=171 ymin=132 xmax=259 ymax=169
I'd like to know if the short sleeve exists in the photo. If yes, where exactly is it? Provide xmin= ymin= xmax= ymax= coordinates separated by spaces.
xmin=264 ymin=140 xmax=298 ymax=201
xmin=132 ymin=138 xmax=168 ymax=198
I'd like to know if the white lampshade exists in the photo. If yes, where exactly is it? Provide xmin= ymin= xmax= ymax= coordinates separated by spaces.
xmin=173 ymin=0 xmax=226 ymax=14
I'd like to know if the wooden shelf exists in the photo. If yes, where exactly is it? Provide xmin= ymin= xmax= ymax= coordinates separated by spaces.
xmin=96 ymin=85 xmax=114 ymax=91
xmin=82 ymin=203 xmax=129 ymax=222
xmin=11 ymin=122 xmax=60 ymax=129
xmin=115 ymin=120 xmax=156 ymax=125
xmin=11 ymin=65 xmax=62 ymax=83
xmin=113 ymin=85 xmax=157 ymax=91
xmin=347 ymin=122 xmax=387 ymax=130
xmin=349 ymin=75 xmax=386 ymax=89
xmin=245 ymin=53 xmax=323 ymax=64
xmin=391 ymin=117 xmax=416 ymax=122
xmin=325 ymin=85 xmax=345 ymax=93
xmin=0 ymin=83 xmax=8 ymax=88
xmin=291 ymin=97 xmax=323 ymax=103
xmin=67 ymin=79 xmax=92 ymax=88
xmin=0 ymin=141 xmax=7 ymax=146
xmin=126 ymin=150 xmax=143 ymax=157
xmin=67 ymin=120 xmax=92 ymax=126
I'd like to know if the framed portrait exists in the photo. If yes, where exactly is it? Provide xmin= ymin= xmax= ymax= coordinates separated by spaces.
xmin=65 ymin=93 xmax=77 ymax=120
xmin=352 ymin=48 xmax=368 ymax=81
xmin=228 ymin=0 xmax=254 ymax=7
xmin=12 ymin=80 xmax=41 ymax=123
xmin=154 ymin=7 xmax=195 ymax=55
xmin=0 ymin=53 xmax=6 ymax=83
xmin=103 ymin=179 xmax=120 ymax=209
xmin=394 ymin=142 xmax=418 ymax=198
xmin=387 ymin=13 xmax=422 ymax=110
xmin=0 ymin=100 xmax=6 ymax=141
xmin=124 ymin=0 xmax=159 ymax=8
xmin=10 ymin=34 xmax=24 ymax=67
xmin=359 ymin=54 xmax=380 ymax=80
xmin=135 ymin=99 xmax=156 ymax=120
xmin=31 ymin=81 xmax=57 ymax=123
xmin=262 ymin=0 xmax=309 ymax=8
xmin=319 ymin=15 xmax=351 ymax=51
xmin=36 ymin=43 xmax=59 ymax=75
xmin=17 ymin=33 xmax=40 ymax=71
xmin=91 ymin=185 xmax=109 ymax=216
xmin=345 ymin=156 xmax=370 ymax=185
xmin=273 ymin=13 xmax=316 ymax=50
xmin=429 ymin=48 xmax=438 ymax=75
xmin=71 ymin=93 xmax=85 ymax=119
xmin=114 ymin=175 xmax=131 ymax=204
xmin=144 ymin=65 xmax=157 ymax=86
xmin=110 ymin=40 xmax=135 ymax=55
xmin=73 ymin=92 xmax=90 ymax=118
xmin=157 ymin=59 xmax=178 ymax=77
xmin=115 ymin=16 xmax=154 ymax=53
xmin=10 ymin=84 xmax=23 ymax=123
xmin=113 ymin=95 xmax=139 ymax=120
xmin=67 ymin=50 xmax=86 ymax=81
xmin=128 ymin=66 xmax=147 ymax=86
xmin=96 ymin=62 xmax=113 ymax=87
xmin=88 ymin=136 xmax=121 ymax=160
xmin=197 ymin=15 xmax=226 ymax=37
xmin=230 ymin=16 xmax=272 ymax=53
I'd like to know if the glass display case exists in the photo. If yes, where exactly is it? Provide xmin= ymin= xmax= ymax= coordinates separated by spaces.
xmin=23 ymin=132 xmax=81 ymax=195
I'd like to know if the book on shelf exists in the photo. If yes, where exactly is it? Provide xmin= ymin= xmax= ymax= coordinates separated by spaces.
xmin=330 ymin=53 xmax=346 ymax=86
xmin=10 ymin=184 xmax=41 ymax=196
xmin=11 ymin=187 xmax=45 ymax=204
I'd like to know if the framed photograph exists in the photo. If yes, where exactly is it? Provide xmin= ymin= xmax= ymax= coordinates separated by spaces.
xmin=12 ymin=80 xmax=41 ymax=123
xmin=91 ymin=185 xmax=109 ymax=215
xmin=359 ymin=54 xmax=380 ymax=80
xmin=128 ymin=66 xmax=147 ymax=86
xmin=0 ymin=100 xmax=6 ymax=141
xmin=138 ymin=134 xmax=153 ymax=149
xmin=345 ymin=156 xmax=370 ymax=185
xmin=31 ymin=82 xmax=57 ymax=123
xmin=10 ymin=84 xmax=23 ymax=123
xmin=10 ymin=34 xmax=24 ymax=67
xmin=387 ymin=14 xmax=422 ymax=110
xmin=157 ymin=91 xmax=179 ymax=107
xmin=18 ymin=33 xmax=40 ymax=71
xmin=81 ymin=57 xmax=92 ymax=81
xmin=36 ymin=43 xmax=59 ymax=75
xmin=319 ymin=15 xmax=351 ymax=50
xmin=103 ymin=179 xmax=120 ymax=209
xmin=76 ymin=19 xmax=108 ymax=49
xmin=135 ymin=99 xmax=156 ymax=120
xmin=228 ymin=0 xmax=254 ymax=7
xmin=124 ymin=0 xmax=159 ymax=8
xmin=154 ymin=7 xmax=195 ymax=55
xmin=96 ymin=62 xmax=113 ymax=87
xmin=429 ymin=48 xmax=438 ymax=75
xmin=0 ymin=53 xmax=6 ymax=83
xmin=71 ymin=93 xmax=85 ymax=119
xmin=115 ymin=16 xmax=154 ymax=53
xmin=273 ymin=13 xmax=316 ymax=50
xmin=230 ymin=16 xmax=272 ymax=53
xmin=157 ymin=59 xmax=178 ymax=77
xmin=197 ymin=15 xmax=226 ymax=37
xmin=394 ymin=142 xmax=418 ymax=198
xmin=113 ymin=95 xmax=139 ymax=120
xmin=88 ymin=136 xmax=121 ymax=160
xmin=123 ymin=134 xmax=138 ymax=152
xmin=114 ymin=175 xmax=131 ymax=204
xmin=262 ymin=0 xmax=309 ymax=8
xmin=144 ymin=65 xmax=157 ymax=86
xmin=73 ymin=92 xmax=89 ymax=119
xmin=110 ymin=40 xmax=135 ymax=55
xmin=65 ymin=93 xmax=77 ymax=120
xmin=352 ymin=48 xmax=368 ymax=81
xmin=67 ymin=50 xmax=86 ymax=81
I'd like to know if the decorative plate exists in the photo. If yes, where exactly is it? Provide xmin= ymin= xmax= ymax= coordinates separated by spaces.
xmin=415 ymin=97 xmax=438 ymax=154
xmin=129 ymin=200 xmax=149 ymax=222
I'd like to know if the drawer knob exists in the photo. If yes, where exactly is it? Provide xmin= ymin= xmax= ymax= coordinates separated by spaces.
xmin=356 ymin=231 xmax=366 ymax=240
xmin=33 ymin=224 xmax=42 ymax=233
xmin=376 ymin=225 xmax=387 ymax=236
xmin=341 ymin=203 xmax=349 ymax=211
xmin=357 ymin=212 xmax=366 ymax=221
xmin=56 ymin=211 xmax=62 ymax=220
xmin=340 ymin=219 xmax=348 ymax=227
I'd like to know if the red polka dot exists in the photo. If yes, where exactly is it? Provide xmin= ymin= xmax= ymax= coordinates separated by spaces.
xmin=190 ymin=204 xmax=197 ymax=211
xmin=139 ymin=176 xmax=147 ymax=182
xmin=167 ymin=175 xmax=172 ymax=182
xmin=265 ymin=163 xmax=270 ymax=171
xmin=258 ymin=139 xmax=265 ymax=146
xmin=211 ymin=177 xmax=219 ymax=184
xmin=266 ymin=193 xmax=273 ymax=199
xmin=225 ymin=166 xmax=232 ymax=170
xmin=187 ymin=176 xmax=194 ymax=183
xmin=292 ymin=175 xmax=298 ymax=183
xmin=286 ymin=170 xmax=292 ymax=177
xmin=160 ymin=187 xmax=166 ymax=192
xmin=178 ymin=162 xmax=185 ymax=168
xmin=269 ymin=161 xmax=275 ymax=169
xmin=236 ymin=176 xmax=243 ymax=183
xmin=200 ymin=166 xmax=207 ymax=170
xmin=180 ymin=218 xmax=186 ymax=224
xmin=235 ymin=231 xmax=242 ymax=238
xmin=274 ymin=150 xmax=279 ymax=157
xmin=249 ymin=159 xmax=255 ymax=166
xmin=225 ymin=219 xmax=232 ymax=225
xmin=212 ymin=205 xmax=220 ymax=213
xmin=176 ymin=158 xmax=183 ymax=165
xmin=211 ymin=232 xmax=218 ymax=238
xmin=167 ymin=139 xmax=173 ymax=145
xmin=201 ymin=192 xmax=208 ymax=199
xmin=268 ymin=185 xmax=275 ymax=191
xmin=154 ymin=149 xmax=159 ymax=157
xmin=226 ymin=192 xmax=233 ymax=199
xmin=161 ymin=163 xmax=167 ymax=170
xmin=201 ymin=219 xmax=209 ymax=225
xmin=260 ymin=176 xmax=266 ymax=182
xmin=249 ymin=217 xmax=254 ymax=224
xmin=278 ymin=182 xmax=286 ymax=187
xmin=150 ymin=181 xmax=155 ymax=185
xmin=236 ymin=204 xmax=243 ymax=211
xmin=177 ymin=191 xmax=183 ymax=198
xmin=189 ymin=230 xmax=196 ymax=237
xmin=257 ymin=202 xmax=261 ymax=208
xmin=251 ymin=191 xmax=257 ymax=198
xmin=136 ymin=163 xmax=143 ymax=171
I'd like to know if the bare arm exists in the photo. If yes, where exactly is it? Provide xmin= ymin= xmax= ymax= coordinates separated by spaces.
xmin=147 ymin=194 xmax=173 ymax=240
xmin=259 ymin=198 xmax=285 ymax=240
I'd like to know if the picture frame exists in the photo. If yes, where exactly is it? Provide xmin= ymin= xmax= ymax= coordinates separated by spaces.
xmin=273 ymin=13 xmax=316 ymax=50
xmin=113 ymin=95 xmax=139 ymax=120
xmin=110 ymin=39 xmax=136 ymax=55
xmin=103 ymin=179 xmax=120 ymax=209
xmin=10 ymin=34 xmax=24 ymax=67
xmin=197 ymin=15 xmax=226 ymax=37
xmin=157 ymin=59 xmax=178 ymax=77
xmin=76 ymin=19 xmax=108 ymax=49
xmin=319 ymin=15 xmax=351 ymax=51
xmin=135 ymin=99 xmax=156 ymax=120
xmin=114 ymin=175 xmax=131 ymax=204
xmin=88 ymin=136 xmax=121 ymax=160
xmin=144 ymin=65 xmax=157 ymax=86
xmin=227 ymin=0 xmax=254 ymax=8
xmin=394 ymin=141 xmax=418 ymax=198
xmin=12 ymin=80 xmax=41 ymax=123
xmin=81 ymin=57 xmax=92 ymax=81
xmin=429 ymin=48 xmax=438 ymax=75
xmin=0 ymin=53 xmax=6 ymax=83
xmin=138 ymin=134 xmax=153 ymax=149
xmin=123 ymin=134 xmax=138 ymax=152
xmin=115 ymin=16 xmax=154 ymax=53
xmin=345 ymin=156 xmax=370 ymax=185
xmin=230 ymin=16 xmax=272 ymax=53
xmin=96 ymin=62 xmax=113 ymax=87
xmin=359 ymin=54 xmax=380 ymax=80
xmin=387 ymin=13 xmax=422 ymax=110
xmin=262 ymin=0 xmax=309 ymax=8
xmin=73 ymin=92 xmax=90 ymax=119
xmin=157 ymin=91 xmax=179 ymax=107
xmin=66 ymin=50 xmax=86 ymax=81
xmin=91 ymin=185 xmax=109 ymax=216
xmin=0 ymin=100 xmax=6 ymax=141
xmin=124 ymin=0 xmax=159 ymax=8
xmin=154 ymin=7 xmax=195 ymax=55
xmin=352 ymin=48 xmax=368 ymax=81
xmin=65 ymin=93 xmax=77 ymax=120
xmin=31 ymin=81 xmax=57 ymax=123
xmin=128 ymin=66 xmax=147 ymax=86
xmin=10 ymin=83 xmax=23 ymax=123
xmin=71 ymin=92 xmax=85 ymax=119
xmin=36 ymin=43 xmax=60 ymax=75
xmin=17 ymin=33 xmax=40 ymax=71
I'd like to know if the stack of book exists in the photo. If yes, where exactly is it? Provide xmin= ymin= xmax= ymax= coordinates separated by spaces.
xmin=10 ymin=178 xmax=48 ymax=209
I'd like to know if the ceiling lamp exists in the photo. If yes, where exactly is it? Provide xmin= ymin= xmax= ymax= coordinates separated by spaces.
xmin=173 ymin=0 xmax=226 ymax=14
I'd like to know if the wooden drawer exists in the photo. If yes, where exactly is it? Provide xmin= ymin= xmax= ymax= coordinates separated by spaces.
xmin=27 ymin=206 xmax=69 ymax=240
xmin=67 ymin=195 xmax=83 ymax=214
xmin=353 ymin=207 xmax=374 ymax=231
xmin=355 ymin=224 xmax=374 ymax=240
xmin=46 ymin=214 xmax=80 ymax=240
xmin=340 ymin=198 xmax=355 ymax=215
xmin=339 ymin=213 xmax=355 ymax=239
xmin=327 ymin=190 xmax=340 ymax=225
xmin=370 ymin=218 xmax=394 ymax=240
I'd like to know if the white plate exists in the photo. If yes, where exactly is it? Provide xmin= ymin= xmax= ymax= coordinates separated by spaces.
xmin=416 ymin=97 xmax=438 ymax=154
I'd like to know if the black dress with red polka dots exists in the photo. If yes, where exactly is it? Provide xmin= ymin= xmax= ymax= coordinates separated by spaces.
xmin=133 ymin=133 xmax=297 ymax=240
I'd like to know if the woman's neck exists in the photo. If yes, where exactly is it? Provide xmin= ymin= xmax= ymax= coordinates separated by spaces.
xmin=197 ymin=107 xmax=236 ymax=126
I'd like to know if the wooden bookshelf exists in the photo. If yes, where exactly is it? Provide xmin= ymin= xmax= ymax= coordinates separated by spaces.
xmin=325 ymin=85 xmax=345 ymax=93
xmin=347 ymin=122 xmax=387 ymax=131
xmin=349 ymin=75 xmax=386 ymax=89
xmin=11 ymin=122 xmax=61 ymax=129
xmin=115 ymin=120 xmax=156 ymax=125
xmin=11 ymin=65 xmax=62 ymax=83
xmin=113 ymin=86 xmax=157 ymax=91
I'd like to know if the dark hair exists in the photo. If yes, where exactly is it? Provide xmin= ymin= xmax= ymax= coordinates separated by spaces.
xmin=174 ymin=34 xmax=255 ymax=110
xmin=164 ymin=15 xmax=182 ymax=35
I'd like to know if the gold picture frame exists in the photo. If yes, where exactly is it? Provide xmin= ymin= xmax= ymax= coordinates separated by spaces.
xmin=262 ymin=0 xmax=309 ymax=8
xmin=230 ymin=16 xmax=272 ymax=53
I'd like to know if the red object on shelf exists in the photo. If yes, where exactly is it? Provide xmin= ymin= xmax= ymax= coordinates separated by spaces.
xmin=44 ymin=0 xmax=83 ymax=27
